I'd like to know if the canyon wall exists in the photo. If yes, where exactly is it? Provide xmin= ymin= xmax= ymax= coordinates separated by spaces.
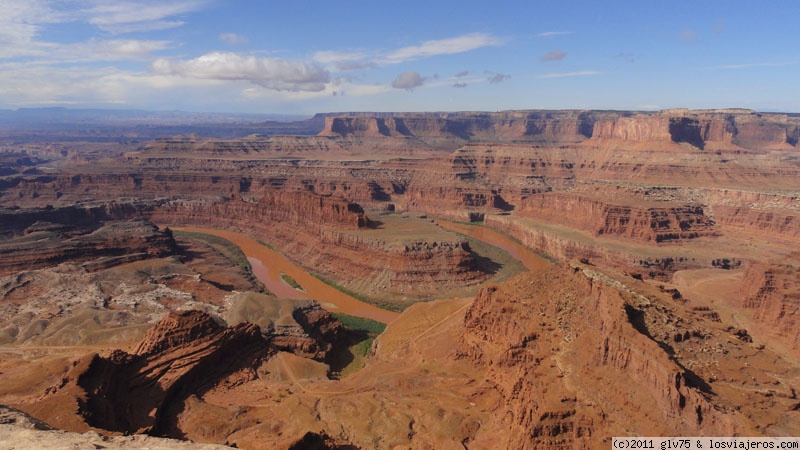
xmin=740 ymin=263 xmax=800 ymax=349
xmin=0 ymin=208 xmax=175 ymax=276
xmin=517 ymin=193 xmax=718 ymax=242
xmin=148 ymin=192 xmax=490 ymax=302
xmin=318 ymin=109 xmax=800 ymax=150
xmin=460 ymin=263 xmax=800 ymax=447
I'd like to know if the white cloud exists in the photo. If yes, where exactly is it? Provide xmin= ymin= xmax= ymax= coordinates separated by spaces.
xmin=91 ymin=39 xmax=171 ymax=59
xmin=700 ymin=62 xmax=795 ymax=71
xmin=312 ymin=50 xmax=377 ymax=70
xmin=219 ymin=33 xmax=248 ymax=45
xmin=0 ymin=1 xmax=199 ymax=59
xmin=539 ymin=71 xmax=601 ymax=79
xmin=152 ymin=52 xmax=331 ymax=92
xmin=537 ymin=31 xmax=574 ymax=38
xmin=392 ymin=71 xmax=424 ymax=90
xmin=313 ymin=50 xmax=370 ymax=64
xmin=313 ymin=33 xmax=503 ymax=70
xmin=0 ymin=1 xmax=65 ymax=58
xmin=86 ymin=1 xmax=208 ymax=34
xmin=383 ymin=33 xmax=502 ymax=64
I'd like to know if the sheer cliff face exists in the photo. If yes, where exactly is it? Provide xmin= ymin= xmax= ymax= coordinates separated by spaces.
xmin=318 ymin=112 xmax=596 ymax=144
xmin=317 ymin=109 xmax=800 ymax=150
xmin=460 ymin=264 xmax=799 ymax=448
xmin=517 ymin=193 xmax=718 ymax=242
xmin=741 ymin=262 xmax=800 ymax=349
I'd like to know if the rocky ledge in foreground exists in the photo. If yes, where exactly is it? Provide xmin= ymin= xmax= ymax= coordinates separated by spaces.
xmin=30 ymin=304 xmax=349 ymax=441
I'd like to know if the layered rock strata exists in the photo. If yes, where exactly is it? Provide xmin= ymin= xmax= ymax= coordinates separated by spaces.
xmin=0 ymin=213 xmax=175 ymax=276
xmin=318 ymin=109 xmax=800 ymax=150
xmin=150 ymin=194 xmax=490 ymax=301
xmin=37 ymin=306 xmax=347 ymax=437
xmin=461 ymin=264 xmax=799 ymax=448
xmin=741 ymin=262 xmax=800 ymax=349
xmin=518 ymin=193 xmax=717 ymax=242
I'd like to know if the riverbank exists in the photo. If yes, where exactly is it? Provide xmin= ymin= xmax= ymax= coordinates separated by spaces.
xmin=172 ymin=227 xmax=400 ymax=324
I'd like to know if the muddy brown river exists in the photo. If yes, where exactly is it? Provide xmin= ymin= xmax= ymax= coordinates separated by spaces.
xmin=175 ymin=227 xmax=400 ymax=324
xmin=176 ymin=222 xmax=548 ymax=325
xmin=437 ymin=220 xmax=550 ymax=271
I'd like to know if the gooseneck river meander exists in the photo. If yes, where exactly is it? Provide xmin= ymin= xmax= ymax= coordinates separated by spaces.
xmin=175 ymin=222 xmax=548 ymax=324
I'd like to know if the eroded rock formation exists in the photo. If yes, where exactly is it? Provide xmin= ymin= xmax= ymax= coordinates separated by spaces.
xmin=0 ymin=214 xmax=176 ymax=276
xmin=741 ymin=262 xmax=800 ymax=348
xmin=2 ymin=107 xmax=800 ymax=449
xmin=460 ymin=264 xmax=799 ymax=448
xmin=37 ymin=305 xmax=347 ymax=438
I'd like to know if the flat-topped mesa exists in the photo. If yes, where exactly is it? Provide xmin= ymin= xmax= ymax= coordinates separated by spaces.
xmin=584 ymin=109 xmax=799 ymax=150
xmin=317 ymin=109 xmax=800 ymax=150
xmin=317 ymin=111 xmax=596 ymax=145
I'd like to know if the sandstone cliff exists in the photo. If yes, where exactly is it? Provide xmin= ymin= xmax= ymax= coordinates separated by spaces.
xmin=740 ymin=262 xmax=800 ymax=349
xmin=35 ymin=305 xmax=347 ymax=438
xmin=461 ymin=264 xmax=799 ymax=448
xmin=150 ymin=194 xmax=491 ymax=303
xmin=518 ymin=193 xmax=718 ymax=242
xmin=317 ymin=109 xmax=800 ymax=150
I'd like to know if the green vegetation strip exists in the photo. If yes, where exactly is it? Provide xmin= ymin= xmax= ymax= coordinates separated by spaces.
xmin=437 ymin=218 xmax=558 ymax=264
xmin=310 ymin=273 xmax=407 ymax=312
xmin=331 ymin=312 xmax=387 ymax=336
xmin=331 ymin=312 xmax=387 ymax=377
xmin=279 ymin=272 xmax=304 ymax=290
xmin=173 ymin=230 xmax=267 ymax=293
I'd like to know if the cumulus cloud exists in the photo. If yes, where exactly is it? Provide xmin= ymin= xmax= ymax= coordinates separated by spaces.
xmin=488 ymin=73 xmax=511 ymax=83
xmin=219 ymin=33 xmax=248 ymax=45
xmin=455 ymin=70 xmax=469 ymax=77
xmin=392 ymin=71 xmax=424 ymax=90
xmin=541 ymin=50 xmax=567 ymax=62
xmin=152 ymin=52 xmax=331 ymax=92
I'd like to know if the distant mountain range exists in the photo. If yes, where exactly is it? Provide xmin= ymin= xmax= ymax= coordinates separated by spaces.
xmin=0 ymin=108 xmax=323 ymax=142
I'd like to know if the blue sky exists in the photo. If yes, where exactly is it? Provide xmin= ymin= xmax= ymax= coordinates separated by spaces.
xmin=1 ymin=0 xmax=799 ymax=114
